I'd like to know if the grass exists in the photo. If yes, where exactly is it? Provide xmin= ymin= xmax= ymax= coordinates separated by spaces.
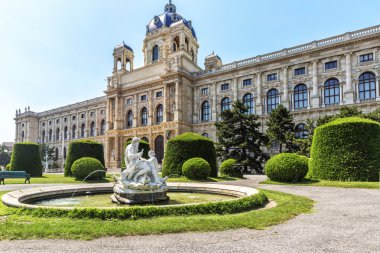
xmin=261 ymin=178 xmax=379 ymax=189
xmin=0 ymin=189 xmax=313 ymax=240
xmin=0 ymin=173 xmax=239 ymax=185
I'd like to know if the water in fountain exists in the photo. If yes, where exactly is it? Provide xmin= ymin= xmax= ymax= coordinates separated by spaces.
xmin=70 ymin=170 xmax=116 ymax=198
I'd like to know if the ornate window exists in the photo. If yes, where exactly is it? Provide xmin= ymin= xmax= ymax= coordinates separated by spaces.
xmin=359 ymin=53 xmax=373 ymax=63
xmin=324 ymin=78 xmax=340 ymax=105
xmin=294 ymin=84 xmax=308 ymax=109
xmin=201 ymin=101 xmax=210 ymax=121
xmin=358 ymin=72 xmax=376 ymax=100
xmin=243 ymin=93 xmax=254 ymax=114
xmin=221 ymin=97 xmax=231 ymax=112
xmin=156 ymin=104 xmax=163 ymax=123
xmin=127 ymin=110 xmax=133 ymax=128
xmin=267 ymin=89 xmax=279 ymax=113
xmin=267 ymin=73 xmax=277 ymax=81
xmin=295 ymin=123 xmax=308 ymax=139
xmin=90 ymin=121 xmax=95 ymax=137
xmin=325 ymin=60 xmax=337 ymax=70
xmin=152 ymin=45 xmax=159 ymax=62
xmin=80 ymin=123 xmax=85 ymax=138
xmin=100 ymin=120 xmax=106 ymax=135
xmin=294 ymin=67 xmax=306 ymax=76
xmin=243 ymin=79 xmax=252 ymax=86
xmin=141 ymin=107 xmax=148 ymax=125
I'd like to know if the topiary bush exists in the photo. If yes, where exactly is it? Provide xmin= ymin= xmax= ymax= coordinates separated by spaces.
xmin=10 ymin=142 xmax=43 ymax=177
xmin=182 ymin=157 xmax=211 ymax=180
xmin=5 ymin=163 xmax=11 ymax=171
xmin=121 ymin=139 xmax=150 ymax=169
xmin=220 ymin=158 xmax=243 ymax=178
xmin=64 ymin=140 xmax=105 ymax=177
xmin=71 ymin=157 xmax=105 ymax=180
xmin=162 ymin=132 xmax=217 ymax=177
xmin=265 ymin=153 xmax=309 ymax=182
xmin=309 ymin=117 xmax=380 ymax=181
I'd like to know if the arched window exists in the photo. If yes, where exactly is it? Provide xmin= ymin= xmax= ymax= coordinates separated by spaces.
xmin=243 ymin=93 xmax=254 ymax=114
xmin=21 ymin=131 xmax=24 ymax=142
xmin=126 ymin=59 xmax=131 ymax=71
xmin=294 ymin=84 xmax=308 ymax=109
xmin=201 ymin=101 xmax=210 ymax=121
xmin=126 ymin=110 xmax=133 ymax=128
xmin=64 ymin=126 xmax=68 ymax=140
xmin=359 ymin=72 xmax=376 ymax=100
xmin=141 ymin=107 xmax=148 ymax=125
xmin=324 ymin=78 xmax=340 ymax=105
xmin=80 ymin=123 xmax=85 ymax=138
xmin=117 ymin=58 xmax=122 ymax=70
xmin=90 ymin=121 xmax=95 ymax=137
xmin=295 ymin=123 xmax=308 ymax=139
xmin=152 ymin=45 xmax=159 ymax=62
xmin=221 ymin=97 xmax=231 ymax=112
xmin=156 ymin=104 xmax=163 ymax=123
xmin=42 ymin=130 xmax=45 ymax=143
xmin=100 ymin=120 xmax=106 ymax=135
xmin=267 ymin=89 xmax=279 ymax=113
xmin=49 ymin=129 xmax=52 ymax=142
xmin=154 ymin=135 xmax=164 ymax=164
xmin=173 ymin=36 xmax=179 ymax=52
xmin=185 ymin=38 xmax=189 ymax=51
xmin=72 ymin=125 xmax=76 ymax=139
xmin=56 ymin=128 xmax=60 ymax=141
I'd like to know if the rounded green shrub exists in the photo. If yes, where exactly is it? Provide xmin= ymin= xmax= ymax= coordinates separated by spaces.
xmin=71 ymin=157 xmax=105 ymax=180
xmin=121 ymin=139 xmax=150 ymax=169
xmin=309 ymin=117 xmax=380 ymax=181
xmin=64 ymin=140 xmax=105 ymax=177
xmin=162 ymin=132 xmax=217 ymax=177
xmin=182 ymin=157 xmax=211 ymax=180
xmin=10 ymin=142 xmax=43 ymax=177
xmin=265 ymin=153 xmax=309 ymax=182
xmin=220 ymin=159 xmax=243 ymax=178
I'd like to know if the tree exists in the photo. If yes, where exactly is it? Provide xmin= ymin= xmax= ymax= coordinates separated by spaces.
xmin=0 ymin=144 xmax=11 ymax=166
xmin=317 ymin=106 xmax=363 ymax=126
xmin=295 ymin=118 xmax=315 ymax=157
xmin=215 ymin=100 xmax=268 ymax=174
xmin=365 ymin=106 xmax=380 ymax=123
xmin=39 ymin=143 xmax=55 ymax=163
xmin=266 ymin=104 xmax=295 ymax=153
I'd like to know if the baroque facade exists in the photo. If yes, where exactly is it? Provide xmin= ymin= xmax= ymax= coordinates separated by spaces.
xmin=14 ymin=1 xmax=380 ymax=169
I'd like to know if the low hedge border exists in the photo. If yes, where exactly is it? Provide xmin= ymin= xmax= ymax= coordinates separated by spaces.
xmin=13 ymin=192 xmax=267 ymax=220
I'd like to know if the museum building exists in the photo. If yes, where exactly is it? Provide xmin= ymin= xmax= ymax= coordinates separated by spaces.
xmin=14 ymin=1 xmax=380 ymax=169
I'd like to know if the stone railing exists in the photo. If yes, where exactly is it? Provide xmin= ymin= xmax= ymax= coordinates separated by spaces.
xmin=195 ymin=24 xmax=380 ymax=78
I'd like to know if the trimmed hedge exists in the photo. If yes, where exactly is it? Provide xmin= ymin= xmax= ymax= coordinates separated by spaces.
xmin=6 ymin=163 xmax=11 ymax=171
xmin=309 ymin=117 xmax=380 ymax=181
xmin=121 ymin=139 xmax=150 ymax=169
xmin=64 ymin=140 xmax=105 ymax=177
xmin=10 ymin=142 xmax=43 ymax=177
xmin=265 ymin=153 xmax=309 ymax=182
xmin=220 ymin=159 xmax=243 ymax=178
xmin=182 ymin=157 xmax=211 ymax=180
xmin=14 ymin=192 xmax=267 ymax=220
xmin=72 ymin=157 xmax=105 ymax=180
xmin=162 ymin=132 xmax=217 ymax=177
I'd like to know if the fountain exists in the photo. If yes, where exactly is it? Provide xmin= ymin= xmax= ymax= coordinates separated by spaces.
xmin=111 ymin=137 xmax=168 ymax=204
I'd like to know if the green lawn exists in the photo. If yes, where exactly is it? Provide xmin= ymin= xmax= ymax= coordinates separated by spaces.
xmin=0 ymin=189 xmax=314 ymax=240
xmin=0 ymin=173 xmax=239 ymax=185
xmin=260 ymin=179 xmax=379 ymax=189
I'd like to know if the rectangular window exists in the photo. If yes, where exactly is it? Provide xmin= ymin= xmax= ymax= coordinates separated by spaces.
xmin=49 ymin=121 xmax=52 ymax=126
xmin=90 ymin=112 xmax=95 ymax=117
xmin=267 ymin=73 xmax=277 ymax=81
xmin=42 ymin=122 xmax=45 ymax=127
xmin=126 ymin=98 xmax=132 ymax=105
xmin=100 ymin=110 xmax=104 ymax=115
xmin=64 ymin=118 xmax=67 ymax=123
xmin=56 ymin=119 xmax=60 ymax=124
xmin=81 ymin=114 xmax=85 ymax=119
xmin=201 ymin=87 xmax=208 ymax=94
xmin=243 ymin=79 xmax=252 ymax=86
xmin=294 ymin=67 xmax=306 ymax=76
xmin=156 ymin=91 xmax=163 ymax=98
xmin=221 ymin=83 xmax=229 ymax=91
xmin=141 ymin=95 xmax=147 ymax=101
xmin=72 ymin=116 xmax=76 ymax=120
xmin=359 ymin=53 xmax=373 ymax=63
xmin=325 ymin=60 xmax=337 ymax=70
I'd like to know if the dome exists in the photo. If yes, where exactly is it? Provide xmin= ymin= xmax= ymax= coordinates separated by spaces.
xmin=146 ymin=1 xmax=197 ymax=39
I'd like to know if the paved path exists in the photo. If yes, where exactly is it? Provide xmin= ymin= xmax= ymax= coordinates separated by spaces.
xmin=0 ymin=176 xmax=379 ymax=253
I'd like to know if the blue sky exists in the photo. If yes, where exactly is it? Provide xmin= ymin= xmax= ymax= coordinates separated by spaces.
xmin=1 ymin=0 xmax=379 ymax=142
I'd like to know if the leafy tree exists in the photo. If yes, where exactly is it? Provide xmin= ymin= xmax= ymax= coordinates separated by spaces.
xmin=266 ymin=104 xmax=295 ymax=153
xmin=317 ymin=106 xmax=363 ymax=126
xmin=0 ymin=144 xmax=11 ymax=166
xmin=365 ymin=106 xmax=380 ymax=123
xmin=39 ymin=143 xmax=55 ymax=163
xmin=215 ymin=100 xmax=268 ymax=174
xmin=295 ymin=118 xmax=315 ymax=157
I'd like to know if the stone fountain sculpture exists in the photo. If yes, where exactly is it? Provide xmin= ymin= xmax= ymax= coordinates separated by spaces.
xmin=111 ymin=137 xmax=168 ymax=204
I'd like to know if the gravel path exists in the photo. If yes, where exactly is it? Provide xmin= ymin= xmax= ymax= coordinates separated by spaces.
xmin=0 ymin=176 xmax=379 ymax=253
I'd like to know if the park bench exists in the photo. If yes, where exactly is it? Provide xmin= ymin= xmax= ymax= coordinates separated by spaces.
xmin=0 ymin=171 xmax=31 ymax=185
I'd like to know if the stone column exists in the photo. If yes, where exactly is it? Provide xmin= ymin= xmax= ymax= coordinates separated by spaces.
xmin=345 ymin=52 xmax=354 ymax=104
xmin=174 ymin=81 xmax=181 ymax=121
xmin=114 ymin=96 xmax=120 ymax=130
xmin=148 ymin=90 xmax=153 ymax=125
xmin=256 ymin=73 xmax=263 ymax=115
xmin=133 ymin=94 xmax=138 ymax=127
xmin=193 ymin=87 xmax=198 ymax=123
xmin=163 ymin=84 xmax=168 ymax=122
xmin=212 ymin=82 xmax=218 ymax=121
xmin=311 ymin=60 xmax=320 ymax=108
xmin=233 ymin=78 xmax=238 ymax=101
xmin=282 ymin=67 xmax=289 ymax=108
xmin=106 ymin=98 xmax=112 ymax=130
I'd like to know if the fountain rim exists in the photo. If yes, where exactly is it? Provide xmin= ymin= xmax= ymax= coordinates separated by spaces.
xmin=1 ymin=183 xmax=259 ymax=210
